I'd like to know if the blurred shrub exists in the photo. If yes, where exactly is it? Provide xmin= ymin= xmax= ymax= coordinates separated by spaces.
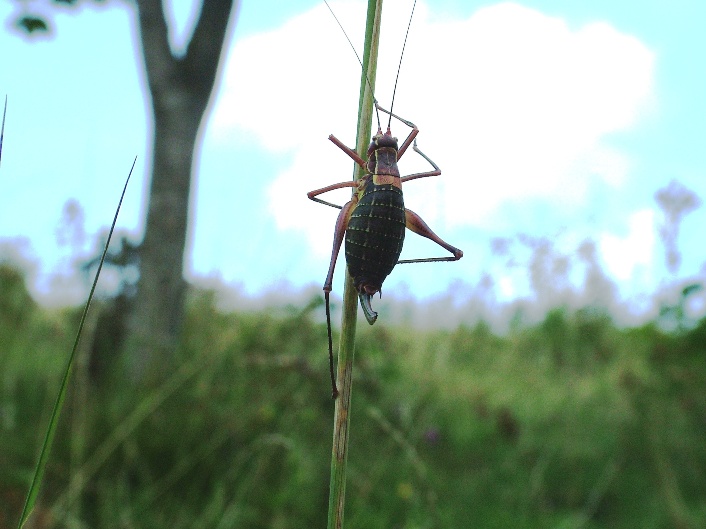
xmin=1 ymin=268 xmax=705 ymax=528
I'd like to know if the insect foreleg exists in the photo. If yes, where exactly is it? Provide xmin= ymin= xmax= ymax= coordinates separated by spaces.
xmin=375 ymin=102 xmax=418 ymax=158
xmin=374 ymin=104 xmax=443 ymax=183
xmin=400 ymin=140 xmax=441 ymax=183
xmin=398 ymin=208 xmax=463 ymax=264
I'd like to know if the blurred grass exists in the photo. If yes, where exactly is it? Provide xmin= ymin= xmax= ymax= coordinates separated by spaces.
xmin=1 ymin=262 xmax=705 ymax=528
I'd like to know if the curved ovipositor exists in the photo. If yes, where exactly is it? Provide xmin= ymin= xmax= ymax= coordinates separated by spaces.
xmin=359 ymin=292 xmax=378 ymax=325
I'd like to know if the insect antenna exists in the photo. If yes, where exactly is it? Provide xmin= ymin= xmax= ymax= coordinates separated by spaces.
xmin=0 ymin=95 xmax=6 ymax=167
xmin=323 ymin=0 xmax=382 ymax=131
xmin=387 ymin=0 xmax=417 ymax=129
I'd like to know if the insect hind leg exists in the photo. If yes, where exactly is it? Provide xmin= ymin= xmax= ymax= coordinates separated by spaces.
xmin=398 ymin=208 xmax=463 ymax=264
xmin=321 ymin=198 xmax=356 ymax=399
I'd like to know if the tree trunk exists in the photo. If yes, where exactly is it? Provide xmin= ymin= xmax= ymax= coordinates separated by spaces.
xmin=126 ymin=0 xmax=236 ymax=382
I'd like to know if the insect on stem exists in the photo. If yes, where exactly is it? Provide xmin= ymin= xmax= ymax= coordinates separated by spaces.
xmin=313 ymin=0 xmax=464 ymax=401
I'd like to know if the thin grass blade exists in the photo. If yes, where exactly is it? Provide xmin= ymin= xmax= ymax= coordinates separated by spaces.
xmin=17 ymin=156 xmax=137 ymax=528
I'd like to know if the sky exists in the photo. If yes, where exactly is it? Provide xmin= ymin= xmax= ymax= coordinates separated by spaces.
xmin=0 ymin=0 xmax=705 ymax=318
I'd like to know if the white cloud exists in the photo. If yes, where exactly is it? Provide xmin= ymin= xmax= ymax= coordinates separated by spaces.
xmin=211 ymin=1 xmax=655 ymax=258
xmin=599 ymin=209 xmax=656 ymax=281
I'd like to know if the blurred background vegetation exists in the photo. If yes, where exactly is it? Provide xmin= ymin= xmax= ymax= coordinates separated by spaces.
xmin=1 ymin=243 xmax=705 ymax=528
xmin=2 ymin=3 xmax=705 ymax=527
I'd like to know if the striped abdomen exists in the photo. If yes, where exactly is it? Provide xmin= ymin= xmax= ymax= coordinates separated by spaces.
xmin=345 ymin=182 xmax=406 ymax=293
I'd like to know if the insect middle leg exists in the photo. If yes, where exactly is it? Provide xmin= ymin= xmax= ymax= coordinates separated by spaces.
xmin=307 ymin=179 xmax=358 ymax=210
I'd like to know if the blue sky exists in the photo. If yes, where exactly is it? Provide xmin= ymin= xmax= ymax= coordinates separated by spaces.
xmin=0 ymin=0 xmax=705 ymax=314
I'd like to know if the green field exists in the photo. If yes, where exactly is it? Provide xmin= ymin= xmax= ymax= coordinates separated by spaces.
xmin=1 ymin=263 xmax=705 ymax=528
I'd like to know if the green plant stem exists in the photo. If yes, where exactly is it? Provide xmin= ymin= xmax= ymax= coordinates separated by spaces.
xmin=327 ymin=1 xmax=383 ymax=528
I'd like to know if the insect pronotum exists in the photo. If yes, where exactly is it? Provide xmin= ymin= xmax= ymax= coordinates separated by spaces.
xmin=308 ymin=1 xmax=463 ymax=398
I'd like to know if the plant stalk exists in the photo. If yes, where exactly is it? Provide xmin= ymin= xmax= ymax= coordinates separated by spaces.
xmin=327 ymin=1 xmax=383 ymax=527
